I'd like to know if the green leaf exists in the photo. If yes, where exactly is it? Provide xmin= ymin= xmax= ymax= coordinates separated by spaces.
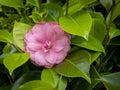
xmin=90 ymin=18 xmax=106 ymax=42
xmin=17 ymin=80 xmax=54 ymax=90
xmin=89 ymin=12 xmax=104 ymax=21
xmin=29 ymin=12 xmax=44 ymax=23
xmin=68 ymin=0 xmax=97 ymax=14
xmin=34 ymin=87 xmax=54 ymax=90
xmin=109 ymin=26 xmax=120 ymax=39
xmin=41 ymin=69 xmax=67 ymax=90
xmin=100 ymin=0 xmax=113 ymax=11
xmin=3 ymin=44 xmax=16 ymax=54
xmin=111 ymin=2 xmax=120 ymax=21
xmin=106 ymin=2 xmax=120 ymax=24
xmin=3 ymin=53 xmax=30 ymax=75
xmin=71 ymin=36 xmax=105 ymax=52
xmin=0 ymin=0 xmax=24 ymax=9
xmin=27 ymin=0 xmax=39 ymax=8
xmin=41 ymin=69 xmax=59 ymax=87
xmin=56 ymin=76 xmax=67 ymax=90
xmin=90 ymin=66 xmax=100 ymax=89
xmin=0 ymin=30 xmax=12 ymax=44
xmin=89 ymin=51 xmax=101 ymax=64
xmin=42 ymin=3 xmax=64 ymax=22
xmin=13 ymin=21 xmax=32 ymax=51
xmin=12 ymin=71 xmax=41 ymax=90
xmin=99 ymin=72 xmax=120 ymax=90
xmin=54 ymin=50 xmax=91 ymax=83
xmin=47 ymin=0 xmax=64 ymax=6
xmin=60 ymin=10 xmax=92 ymax=40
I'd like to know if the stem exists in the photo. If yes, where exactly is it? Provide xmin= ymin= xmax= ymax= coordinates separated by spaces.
xmin=98 ymin=1 xmax=116 ymax=71
xmin=12 ymin=44 xmax=24 ymax=53
xmin=66 ymin=0 xmax=69 ymax=16
xmin=103 ymin=0 xmax=115 ymax=50
xmin=38 ymin=0 xmax=42 ymax=12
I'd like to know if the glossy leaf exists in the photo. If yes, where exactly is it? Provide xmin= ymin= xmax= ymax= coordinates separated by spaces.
xmin=89 ymin=12 xmax=104 ymax=21
xmin=99 ymin=72 xmax=120 ymax=90
xmin=41 ymin=69 xmax=59 ymax=87
xmin=56 ymin=76 xmax=67 ymax=90
xmin=90 ymin=66 xmax=100 ymax=89
xmin=111 ymin=2 xmax=120 ymax=21
xmin=89 ymin=51 xmax=101 ymax=64
xmin=4 ymin=53 xmax=30 ymax=75
xmin=13 ymin=21 xmax=32 ymax=51
xmin=17 ymin=80 xmax=54 ymax=90
xmin=54 ymin=50 xmax=91 ymax=83
xmin=100 ymin=0 xmax=113 ymax=11
xmin=68 ymin=0 xmax=96 ymax=14
xmin=60 ymin=11 xmax=92 ymax=40
xmin=71 ymin=36 xmax=105 ymax=52
xmin=42 ymin=3 xmax=64 ymax=22
xmin=41 ymin=69 xmax=67 ymax=90
xmin=106 ymin=2 xmax=120 ymax=24
xmin=90 ymin=18 xmax=106 ymax=42
xmin=109 ymin=26 xmax=120 ymax=39
xmin=34 ymin=87 xmax=54 ymax=90
xmin=0 ymin=30 xmax=12 ymax=44
xmin=0 ymin=0 xmax=24 ymax=9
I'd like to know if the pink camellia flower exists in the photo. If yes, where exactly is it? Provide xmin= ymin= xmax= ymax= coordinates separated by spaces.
xmin=24 ymin=22 xmax=71 ymax=68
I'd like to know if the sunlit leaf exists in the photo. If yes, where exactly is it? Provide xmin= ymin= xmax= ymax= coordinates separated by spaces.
xmin=29 ymin=12 xmax=44 ymax=23
xmin=17 ymin=80 xmax=54 ymax=90
xmin=109 ymin=26 xmax=120 ymax=39
xmin=13 ymin=21 xmax=32 ymax=51
xmin=56 ymin=76 xmax=67 ymax=90
xmin=89 ymin=51 xmax=101 ymax=64
xmin=0 ymin=0 xmax=24 ymax=9
xmin=0 ymin=30 xmax=12 ymax=44
xmin=41 ymin=69 xmax=59 ymax=87
xmin=90 ymin=18 xmax=106 ymax=42
xmin=54 ymin=50 xmax=91 ymax=83
xmin=4 ymin=53 xmax=30 ymax=75
xmin=71 ymin=36 xmax=105 ymax=52
xmin=106 ymin=2 xmax=120 ymax=24
xmin=89 ymin=12 xmax=104 ymax=21
xmin=60 ymin=10 xmax=92 ymax=40
xmin=68 ymin=0 xmax=96 ymax=14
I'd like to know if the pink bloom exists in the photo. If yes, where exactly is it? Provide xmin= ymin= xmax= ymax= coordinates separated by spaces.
xmin=24 ymin=22 xmax=71 ymax=68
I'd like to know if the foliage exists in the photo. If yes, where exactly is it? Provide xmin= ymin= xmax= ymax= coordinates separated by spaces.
xmin=0 ymin=0 xmax=120 ymax=90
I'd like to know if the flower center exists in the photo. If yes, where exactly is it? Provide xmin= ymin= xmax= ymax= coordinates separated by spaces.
xmin=44 ymin=41 xmax=52 ymax=49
